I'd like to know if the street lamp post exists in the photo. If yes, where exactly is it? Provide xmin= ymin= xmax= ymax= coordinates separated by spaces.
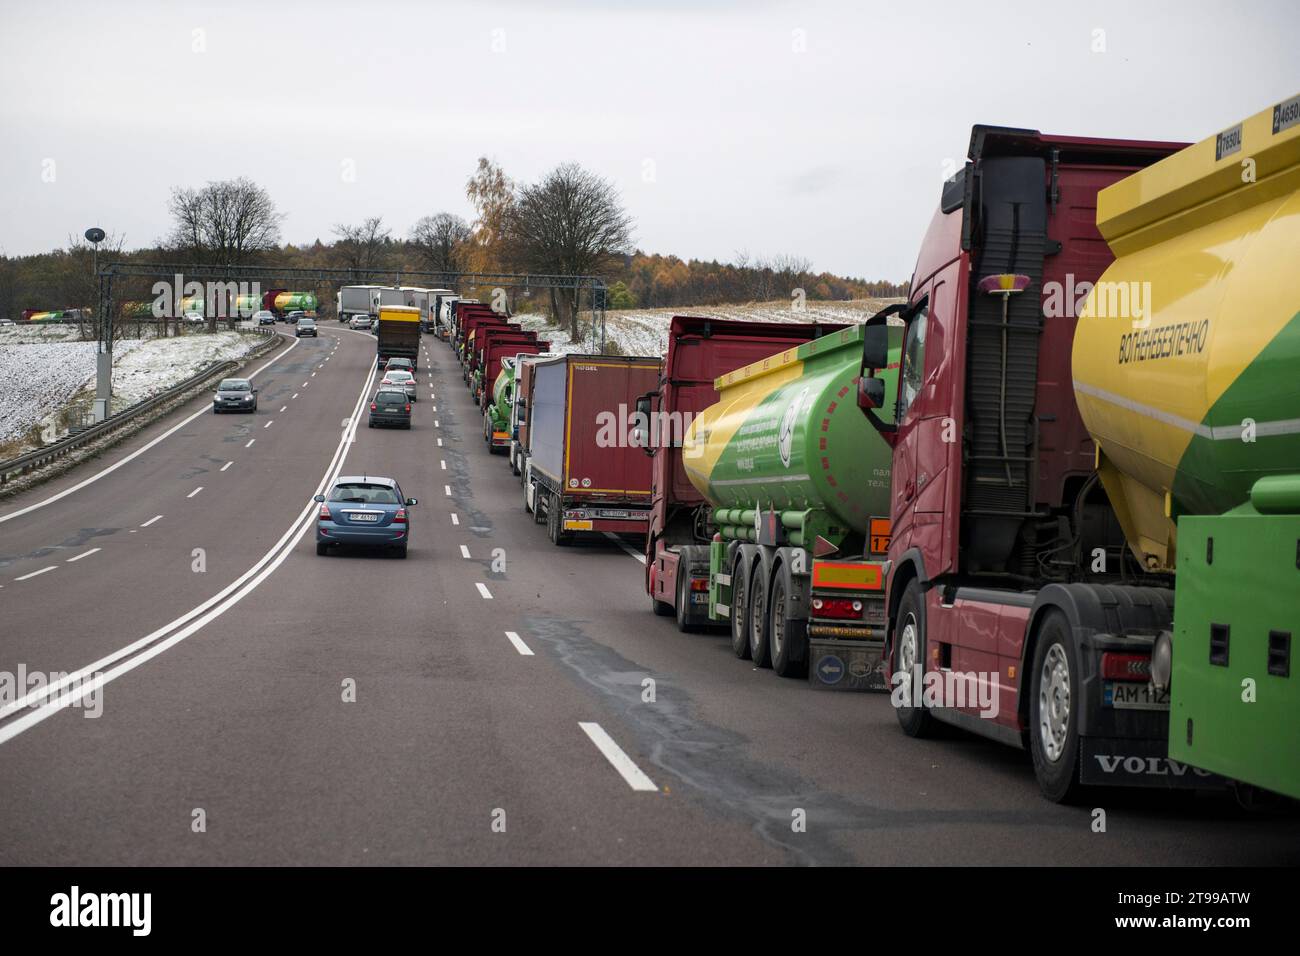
xmin=85 ymin=227 xmax=109 ymax=422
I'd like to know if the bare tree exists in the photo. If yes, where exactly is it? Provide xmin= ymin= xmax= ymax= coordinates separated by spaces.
xmin=410 ymin=213 xmax=470 ymax=276
xmin=167 ymin=178 xmax=282 ymax=267
xmin=332 ymin=216 xmax=392 ymax=275
xmin=507 ymin=163 xmax=634 ymax=338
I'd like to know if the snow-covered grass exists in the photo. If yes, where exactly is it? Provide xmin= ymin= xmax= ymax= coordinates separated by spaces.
xmin=513 ymin=298 xmax=902 ymax=358
xmin=0 ymin=325 xmax=265 ymax=456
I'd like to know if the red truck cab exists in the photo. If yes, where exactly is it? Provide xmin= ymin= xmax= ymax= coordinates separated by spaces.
xmin=858 ymin=125 xmax=1210 ymax=800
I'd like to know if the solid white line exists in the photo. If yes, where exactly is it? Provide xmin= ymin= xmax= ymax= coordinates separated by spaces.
xmin=0 ymin=334 xmax=299 ymax=525
xmin=15 ymin=566 xmax=57 ymax=581
xmin=245 ymin=438 xmax=256 ymax=448
xmin=504 ymin=631 xmax=534 ymax=656
xmin=0 ymin=359 xmax=379 ymax=742
xmin=459 ymin=545 xmax=470 ymax=559
xmin=140 ymin=514 xmax=163 ymax=527
xmin=187 ymin=486 xmax=203 ymax=498
xmin=450 ymin=513 xmax=459 ymax=525
xmin=604 ymin=531 xmax=647 ymax=564
xmin=578 ymin=722 xmax=658 ymax=792
xmin=444 ymin=485 xmax=452 ymax=496
xmin=475 ymin=582 xmax=493 ymax=599
xmin=264 ymin=420 xmax=273 ymax=428
xmin=220 ymin=461 xmax=233 ymax=472
xmin=65 ymin=547 xmax=101 ymax=563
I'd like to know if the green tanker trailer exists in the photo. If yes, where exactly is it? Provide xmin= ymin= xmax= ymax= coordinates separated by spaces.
xmin=679 ymin=323 xmax=901 ymax=681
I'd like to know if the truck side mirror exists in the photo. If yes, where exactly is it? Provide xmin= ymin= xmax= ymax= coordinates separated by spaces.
xmin=858 ymin=376 xmax=887 ymax=411
xmin=634 ymin=393 xmax=655 ymax=455
xmin=862 ymin=324 xmax=891 ymax=370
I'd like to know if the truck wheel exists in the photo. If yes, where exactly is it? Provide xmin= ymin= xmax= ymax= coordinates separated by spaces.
xmin=769 ymin=563 xmax=808 ymax=678
xmin=652 ymin=592 xmax=674 ymax=617
xmin=547 ymin=493 xmax=571 ymax=546
xmin=674 ymin=566 xmax=698 ymax=633
xmin=747 ymin=557 xmax=772 ymax=668
xmin=730 ymin=550 xmax=752 ymax=659
xmin=894 ymin=578 xmax=935 ymax=737
xmin=531 ymin=484 xmax=545 ymax=524
xmin=1028 ymin=611 xmax=1085 ymax=804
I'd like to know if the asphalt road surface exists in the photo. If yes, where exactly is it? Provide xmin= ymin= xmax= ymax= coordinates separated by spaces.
xmin=1 ymin=324 xmax=1296 ymax=865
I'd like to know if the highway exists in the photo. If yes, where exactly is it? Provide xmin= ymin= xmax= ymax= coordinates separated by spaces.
xmin=1 ymin=323 xmax=1296 ymax=866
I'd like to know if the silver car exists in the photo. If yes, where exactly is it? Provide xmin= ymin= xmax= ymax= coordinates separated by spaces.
xmin=213 ymin=377 xmax=258 ymax=413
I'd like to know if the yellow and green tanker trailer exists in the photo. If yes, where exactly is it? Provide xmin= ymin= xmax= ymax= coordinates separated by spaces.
xmin=1074 ymin=95 xmax=1300 ymax=798
xmin=681 ymin=324 xmax=902 ymax=681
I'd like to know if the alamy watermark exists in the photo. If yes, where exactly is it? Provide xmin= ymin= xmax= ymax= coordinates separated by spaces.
xmin=0 ymin=665 xmax=104 ymax=718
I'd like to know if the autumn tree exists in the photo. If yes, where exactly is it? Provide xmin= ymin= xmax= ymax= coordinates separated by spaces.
xmin=463 ymin=158 xmax=514 ymax=275
xmin=507 ymin=162 xmax=633 ymax=337
xmin=410 ymin=213 xmax=470 ymax=276
xmin=332 ymin=216 xmax=392 ymax=275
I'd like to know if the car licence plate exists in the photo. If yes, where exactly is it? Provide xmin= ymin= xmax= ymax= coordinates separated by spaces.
xmin=349 ymin=512 xmax=380 ymax=522
xmin=1103 ymin=681 xmax=1169 ymax=710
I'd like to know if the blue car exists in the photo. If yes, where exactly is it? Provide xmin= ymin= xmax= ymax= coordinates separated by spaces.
xmin=314 ymin=476 xmax=417 ymax=558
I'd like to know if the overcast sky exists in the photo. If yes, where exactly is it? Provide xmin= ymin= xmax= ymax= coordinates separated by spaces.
xmin=1 ymin=0 xmax=1295 ymax=280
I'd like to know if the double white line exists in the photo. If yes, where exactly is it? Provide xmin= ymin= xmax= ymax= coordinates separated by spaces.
xmin=0 ymin=360 xmax=377 ymax=745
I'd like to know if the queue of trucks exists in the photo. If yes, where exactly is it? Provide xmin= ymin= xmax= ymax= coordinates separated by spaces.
xmin=436 ymin=96 xmax=1297 ymax=805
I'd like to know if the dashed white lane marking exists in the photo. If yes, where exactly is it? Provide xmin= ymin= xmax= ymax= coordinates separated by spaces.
xmin=66 ymin=548 xmax=101 ymax=563
xmin=604 ymin=532 xmax=647 ymax=564
xmin=220 ymin=461 xmax=233 ymax=472
xmin=434 ymin=420 xmax=440 ymax=428
xmin=578 ymin=722 xmax=658 ymax=792
xmin=302 ymin=381 xmax=309 ymax=387
xmin=311 ymin=372 xmax=317 ymax=377
xmin=292 ymin=393 xmax=298 ymax=399
xmin=140 ymin=515 xmax=164 ymax=527
xmin=450 ymin=513 xmax=459 ymax=526
xmin=187 ymin=486 xmax=203 ymax=498
xmin=444 ymin=485 xmax=452 ymax=496
xmin=437 ymin=438 xmax=443 ymax=447
xmin=440 ymin=460 xmax=447 ymax=470
xmin=504 ymin=631 xmax=534 ymax=656
xmin=280 ymin=405 xmax=288 ymax=413
xmin=264 ymin=420 xmax=274 ymax=428
xmin=475 ymin=582 xmax=493 ymax=599
xmin=245 ymin=439 xmax=256 ymax=448
xmin=459 ymin=545 xmax=471 ymax=559
xmin=15 ymin=566 xmax=57 ymax=582
xmin=431 ymin=405 xmax=438 ymax=412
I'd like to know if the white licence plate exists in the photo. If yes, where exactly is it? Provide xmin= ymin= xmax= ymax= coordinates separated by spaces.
xmin=1104 ymin=681 xmax=1169 ymax=710
xmin=349 ymin=513 xmax=380 ymax=523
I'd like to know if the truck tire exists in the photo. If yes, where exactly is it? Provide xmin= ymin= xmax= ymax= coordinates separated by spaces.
xmin=1028 ymin=611 xmax=1085 ymax=804
xmin=730 ymin=549 xmax=753 ymax=659
xmin=747 ymin=553 xmax=773 ymax=668
xmin=769 ymin=562 xmax=808 ymax=678
xmin=894 ymin=578 xmax=935 ymax=737
xmin=547 ymin=492 xmax=571 ymax=546
xmin=531 ymin=483 xmax=545 ymax=524
xmin=652 ymin=594 xmax=674 ymax=617
xmin=675 ymin=566 xmax=698 ymax=633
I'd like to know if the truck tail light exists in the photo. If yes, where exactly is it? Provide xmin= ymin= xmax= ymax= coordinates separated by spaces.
xmin=811 ymin=597 xmax=863 ymax=619
xmin=690 ymin=578 xmax=709 ymax=592
xmin=1102 ymin=652 xmax=1151 ymax=682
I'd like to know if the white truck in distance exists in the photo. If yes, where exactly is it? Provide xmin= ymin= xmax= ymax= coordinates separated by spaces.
xmin=337 ymin=285 xmax=379 ymax=323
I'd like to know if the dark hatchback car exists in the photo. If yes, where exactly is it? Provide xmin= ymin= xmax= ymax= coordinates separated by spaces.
xmin=212 ymin=377 xmax=258 ymax=413
xmin=368 ymin=388 xmax=411 ymax=429
xmin=296 ymin=317 xmax=318 ymax=337
xmin=314 ymin=476 xmax=417 ymax=558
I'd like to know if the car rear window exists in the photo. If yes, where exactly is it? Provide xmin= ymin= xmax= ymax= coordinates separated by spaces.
xmin=384 ymin=371 xmax=413 ymax=381
xmin=376 ymin=390 xmax=407 ymax=404
xmin=330 ymin=483 xmax=400 ymax=504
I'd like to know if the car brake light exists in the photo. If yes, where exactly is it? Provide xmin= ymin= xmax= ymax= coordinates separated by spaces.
xmin=1102 ymin=652 xmax=1151 ymax=682
xmin=318 ymin=503 xmax=332 ymax=519
xmin=405 ymin=404 xmax=411 ymax=413
xmin=393 ymin=508 xmax=407 ymax=523
xmin=370 ymin=402 xmax=377 ymax=411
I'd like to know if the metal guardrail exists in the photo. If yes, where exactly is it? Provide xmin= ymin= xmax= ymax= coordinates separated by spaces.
xmin=0 ymin=329 xmax=280 ymax=485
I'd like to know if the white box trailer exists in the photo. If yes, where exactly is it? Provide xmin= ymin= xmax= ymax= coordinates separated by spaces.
xmin=369 ymin=287 xmax=410 ymax=315
xmin=338 ymin=285 xmax=380 ymax=322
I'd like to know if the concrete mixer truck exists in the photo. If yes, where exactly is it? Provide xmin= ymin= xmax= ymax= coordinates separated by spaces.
xmin=856 ymin=102 xmax=1298 ymax=802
